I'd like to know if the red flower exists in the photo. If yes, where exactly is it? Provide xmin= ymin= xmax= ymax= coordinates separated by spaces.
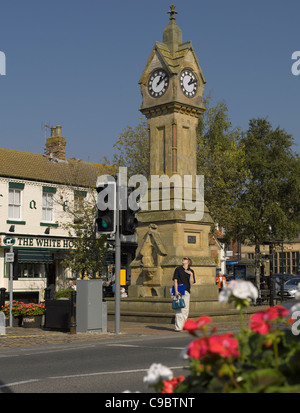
xmin=186 ymin=333 xmax=239 ymax=359
xmin=197 ymin=316 xmax=212 ymax=328
xmin=187 ymin=337 xmax=210 ymax=359
xmin=250 ymin=306 xmax=290 ymax=335
xmin=161 ymin=376 xmax=185 ymax=393
xmin=208 ymin=333 xmax=240 ymax=358
xmin=272 ymin=305 xmax=289 ymax=318
xmin=183 ymin=316 xmax=212 ymax=333
xmin=183 ymin=319 xmax=199 ymax=333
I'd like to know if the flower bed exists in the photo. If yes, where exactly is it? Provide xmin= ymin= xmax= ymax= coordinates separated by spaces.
xmin=142 ymin=280 xmax=300 ymax=393
xmin=19 ymin=302 xmax=45 ymax=316
xmin=1 ymin=300 xmax=45 ymax=326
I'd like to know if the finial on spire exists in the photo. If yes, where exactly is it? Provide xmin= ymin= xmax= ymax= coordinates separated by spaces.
xmin=168 ymin=4 xmax=178 ymax=20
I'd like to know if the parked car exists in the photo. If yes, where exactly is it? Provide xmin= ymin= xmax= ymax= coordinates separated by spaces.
xmin=260 ymin=273 xmax=294 ymax=291
xmin=279 ymin=277 xmax=300 ymax=299
xmin=273 ymin=273 xmax=294 ymax=291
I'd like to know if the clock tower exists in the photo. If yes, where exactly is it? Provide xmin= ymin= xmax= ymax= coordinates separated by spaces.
xmin=139 ymin=5 xmax=206 ymax=179
xmin=129 ymin=5 xmax=218 ymax=305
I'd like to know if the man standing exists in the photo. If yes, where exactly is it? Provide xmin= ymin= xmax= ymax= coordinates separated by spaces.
xmin=172 ymin=257 xmax=195 ymax=332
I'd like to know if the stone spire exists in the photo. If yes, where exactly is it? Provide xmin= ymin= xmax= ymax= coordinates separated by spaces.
xmin=163 ymin=5 xmax=182 ymax=54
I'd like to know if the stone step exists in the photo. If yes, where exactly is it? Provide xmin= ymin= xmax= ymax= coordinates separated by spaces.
xmin=107 ymin=304 xmax=267 ymax=324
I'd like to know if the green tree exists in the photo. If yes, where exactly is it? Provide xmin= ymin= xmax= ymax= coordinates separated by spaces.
xmin=197 ymin=96 xmax=247 ymax=229
xmin=110 ymin=118 xmax=149 ymax=178
xmin=228 ymin=118 xmax=300 ymax=290
xmin=61 ymin=190 xmax=107 ymax=279
xmin=110 ymin=101 xmax=300 ymax=297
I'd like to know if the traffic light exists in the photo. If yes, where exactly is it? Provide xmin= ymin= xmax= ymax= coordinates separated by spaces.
xmin=121 ymin=186 xmax=139 ymax=235
xmin=96 ymin=181 xmax=116 ymax=234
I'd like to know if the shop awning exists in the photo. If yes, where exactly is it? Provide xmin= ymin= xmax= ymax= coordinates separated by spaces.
xmin=17 ymin=250 xmax=53 ymax=264
xmin=226 ymin=260 xmax=238 ymax=265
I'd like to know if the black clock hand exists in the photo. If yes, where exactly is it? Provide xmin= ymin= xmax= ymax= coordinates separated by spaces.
xmin=157 ymin=75 xmax=166 ymax=86
xmin=188 ymin=78 xmax=197 ymax=85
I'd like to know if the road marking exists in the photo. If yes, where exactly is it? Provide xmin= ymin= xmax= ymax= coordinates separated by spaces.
xmin=0 ymin=379 xmax=38 ymax=389
xmin=0 ymin=365 xmax=186 ymax=390
xmin=0 ymin=344 xmax=96 ymax=358
xmin=22 ymin=344 xmax=96 ymax=356
xmin=48 ymin=366 xmax=185 ymax=380
xmin=109 ymin=344 xmax=183 ymax=350
xmin=109 ymin=344 xmax=141 ymax=347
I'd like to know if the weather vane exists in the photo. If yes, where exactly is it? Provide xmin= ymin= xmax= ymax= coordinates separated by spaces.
xmin=168 ymin=4 xmax=178 ymax=20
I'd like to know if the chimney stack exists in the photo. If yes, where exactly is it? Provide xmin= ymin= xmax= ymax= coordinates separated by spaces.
xmin=45 ymin=125 xmax=66 ymax=160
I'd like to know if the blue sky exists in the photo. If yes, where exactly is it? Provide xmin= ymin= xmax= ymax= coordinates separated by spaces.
xmin=0 ymin=0 xmax=299 ymax=164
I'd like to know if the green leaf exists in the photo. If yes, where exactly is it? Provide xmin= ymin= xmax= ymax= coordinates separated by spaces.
xmin=240 ymin=368 xmax=285 ymax=393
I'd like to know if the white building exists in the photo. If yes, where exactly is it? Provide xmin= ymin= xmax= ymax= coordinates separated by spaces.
xmin=0 ymin=126 xmax=105 ymax=302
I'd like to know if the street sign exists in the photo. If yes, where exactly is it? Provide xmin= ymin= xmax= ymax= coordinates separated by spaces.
xmin=5 ymin=252 xmax=14 ymax=263
xmin=3 ymin=237 xmax=15 ymax=246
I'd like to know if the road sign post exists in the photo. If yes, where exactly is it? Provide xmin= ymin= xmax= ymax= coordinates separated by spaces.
xmin=6 ymin=246 xmax=14 ymax=327
xmin=115 ymin=175 xmax=121 ymax=334
xmin=4 ymin=238 xmax=15 ymax=327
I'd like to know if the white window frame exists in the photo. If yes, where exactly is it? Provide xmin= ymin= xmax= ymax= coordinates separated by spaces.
xmin=42 ymin=192 xmax=54 ymax=222
xmin=8 ymin=188 xmax=22 ymax=220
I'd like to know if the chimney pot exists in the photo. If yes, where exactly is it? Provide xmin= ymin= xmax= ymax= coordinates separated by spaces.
xmin=56 ymin=125 xmax=62 ymax=136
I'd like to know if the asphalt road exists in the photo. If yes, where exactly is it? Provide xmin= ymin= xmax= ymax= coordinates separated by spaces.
xmin=0 ymin=334 xmax=192 ymax=393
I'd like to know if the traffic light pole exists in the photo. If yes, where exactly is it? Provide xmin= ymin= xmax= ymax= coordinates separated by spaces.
xmin=114 ymin=175 xmax=121 ymax=334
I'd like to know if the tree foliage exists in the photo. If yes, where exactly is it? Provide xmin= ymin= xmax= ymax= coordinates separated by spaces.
xmin=197 ymin=96 xmax=247 ymax=229
xmin=111 ymin=118 xmax=150 ymax=178
xmin=60 ymin=191 xmax=107 ymax=278
xmin=110 ymin=97 xmax=300 ymax=263
xmin=229 ymin=118 xmax=300 ymax=245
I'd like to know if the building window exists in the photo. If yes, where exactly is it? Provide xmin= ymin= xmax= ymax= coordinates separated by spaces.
xmin=42 ymin=192 xmax=54 ymax=222
xmin=74 ymin=190 xmax=87 ymax=224
xmin=279 ymin=252 xmax=291 ymax=274
xmin=6 ymin=262 xmax=47 ymax=279
xmin=19 ymin=263 xmax=46 ymax=278
xmin=8 ymin=188 xmax=22 ymax=220
xmin=292 ymin=252 xmax=300 ymax=274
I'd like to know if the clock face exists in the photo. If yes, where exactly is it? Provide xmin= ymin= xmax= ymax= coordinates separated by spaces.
xmin=148 ymin=69 xmax=169 ymax=97
xmin=180 ymin=69 xmax=198 ymax=98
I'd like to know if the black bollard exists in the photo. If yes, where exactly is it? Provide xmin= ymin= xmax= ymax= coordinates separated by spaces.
xmin=69 ymin=290 xmax=77 ymax=335
xmin=0 ymin=288 xmax=6 ymax=309
xmin=45 ymin=287 xmax=51 ymax=301
xmin=269 ymin=276 xmax=274 ymax=306
xmin=280 ymin=274 xmax=284 ymax=302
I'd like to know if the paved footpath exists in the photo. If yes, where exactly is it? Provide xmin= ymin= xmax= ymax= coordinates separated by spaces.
xmin=0 ymin=318 xmax=243 ymax=349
